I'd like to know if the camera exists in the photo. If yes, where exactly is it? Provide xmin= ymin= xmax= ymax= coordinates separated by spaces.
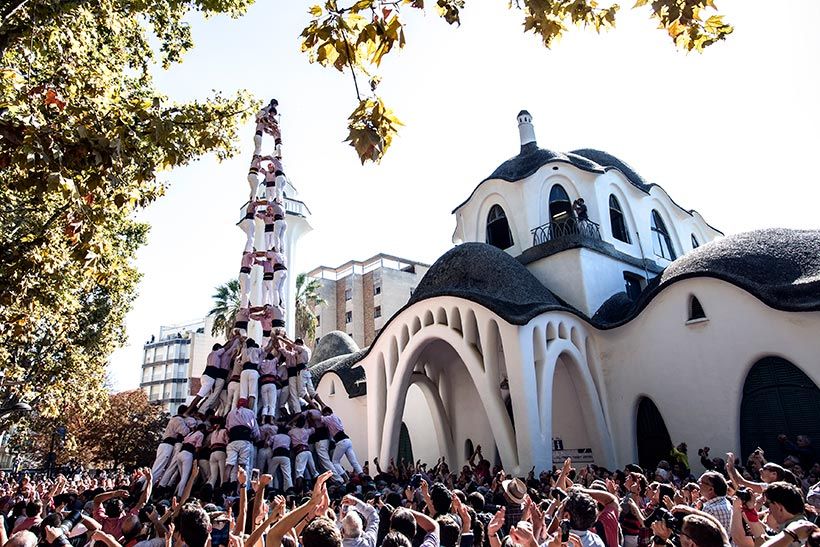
xmin=409 ymin=474 xmax=423 ymax=489
xmin=559 ymin=520 xmax=571 ymax=542
xmin=645 ymin=508 xmax=683 ymax=533
xmin=736 ymin=488 xmax=752 ymax=503
xmin=551 ymin=488 xmax=568 ymax=501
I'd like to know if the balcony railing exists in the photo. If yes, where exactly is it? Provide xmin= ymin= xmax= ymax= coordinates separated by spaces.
xmin=531 ymin=218 xmax=602 ymax=246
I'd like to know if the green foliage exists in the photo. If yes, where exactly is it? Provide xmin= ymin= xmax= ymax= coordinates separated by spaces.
xmin=295 ymin=273 xmax=326 ymax=346
xmin=208 ymin=279 xmax=242 ymax=339
xmin=300 ymin=0 xmax=732 ymax=163
xmin=11 ymin=389 xmax=166 ymax=469
xmin=0 ymin=0 xmax=258 ymax=418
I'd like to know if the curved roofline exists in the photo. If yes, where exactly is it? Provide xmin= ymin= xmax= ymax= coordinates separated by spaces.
xmin=342 ymin=266 xmax=818 ymax=376
xmin=451 ymin=153 xmax=723 ymax=236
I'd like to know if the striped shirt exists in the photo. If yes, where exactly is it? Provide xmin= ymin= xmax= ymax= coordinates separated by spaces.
xmin=702 ymin=496 xmax=733 ymax=536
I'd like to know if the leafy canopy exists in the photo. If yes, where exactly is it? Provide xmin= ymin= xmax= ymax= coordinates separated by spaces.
xmin=0 ymin=0 xmax=258 ymax=417
xmin=300 ymin=0 xmax=733 ymax=163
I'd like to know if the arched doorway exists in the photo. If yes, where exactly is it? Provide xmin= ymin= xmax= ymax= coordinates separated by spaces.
xmin=636 ymin=397 xmax=672 ymax=470
xmin=398 ymin=422 xmax=413 ymax=464
xmin=384 ymin=331 xmax=517 ymax=471
xmin=740 ymin=357 xmax=820 ymax=463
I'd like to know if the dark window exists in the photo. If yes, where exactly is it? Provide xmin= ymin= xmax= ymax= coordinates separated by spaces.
xmin=374 ymin=285 xmax=381 ymax=296
xmin=486 ymin=204 xmax=514 ymax=250
xmin=344 ymin=288 xmax=352 ymax=301
xmin=549 ymin=184 xmax=573 ymax=223
xmin=609 ymin=195 xmax=630 ymax=243
xmin=688 ymin=296 xmax=706 ymax=320
xmin=374 ymin=306 xmax=381 ymax=319
xmin=345 ymin=311 xmax=352 ymax=323
xmin=398 ymin=422 xmax=414 ymax=464
xmin=741 ymin=357 xmax=820 ymax=463
xmin=691 ymin=234 xmax=700 ymax=249
xmin=650 ymin=210 xmax=676 ymax=260
xmin=636 ymin=397 xmax=673 ymax=471
xmin=624 ymin=272 xmax=643 ymax=301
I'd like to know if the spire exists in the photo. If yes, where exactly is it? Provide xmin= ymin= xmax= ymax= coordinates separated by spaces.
xmin=517 ymin=110 xmax=536 ymax=152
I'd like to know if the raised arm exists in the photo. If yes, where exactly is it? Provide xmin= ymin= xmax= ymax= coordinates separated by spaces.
xmin=266 ymin=472 xmax=332 ymax=547
xmin=234 ymin=467 xmax=248 ymax=535
xmin=726 ymin=453 xmax=766 ymax=494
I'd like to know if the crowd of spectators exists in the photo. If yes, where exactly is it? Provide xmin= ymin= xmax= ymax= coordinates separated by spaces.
xmin=0 ymin=435 xmax=818 ymax=547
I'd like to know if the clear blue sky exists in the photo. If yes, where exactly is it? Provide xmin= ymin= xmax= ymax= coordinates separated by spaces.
xmin=108 ymin=1 xmax=820 ymax=389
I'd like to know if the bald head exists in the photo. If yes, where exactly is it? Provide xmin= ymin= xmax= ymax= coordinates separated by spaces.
xmin=6 ymin=531 xmax=37 ymax=547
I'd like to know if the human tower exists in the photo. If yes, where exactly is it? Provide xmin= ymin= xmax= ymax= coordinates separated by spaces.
xmin=188 ymin=98 xmax=318 ymax=421
xmin=149 ymin=99 xmax=353 ymax=497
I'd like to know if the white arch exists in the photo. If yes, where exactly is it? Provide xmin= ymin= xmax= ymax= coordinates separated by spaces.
xmin=604 ymin=182 xmax=639 ymax=247
xmin=475 ymin=192 xmax=522 ymax=254
xmin=540 ymin=175 xmax=583 ymax=226
xmin=536 ymin=339 xmax=617 ymax=469
xmin=647 ymin=198 xmax=684 ymax=257
xmin=379 ymin=324 xmax=518 ymax=471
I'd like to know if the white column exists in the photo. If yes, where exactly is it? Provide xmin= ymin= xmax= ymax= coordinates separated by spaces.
xmin=502 ymin=324 xmax=552 ymax=474
xmin=282 ymin=214 xmax=312 ymax=339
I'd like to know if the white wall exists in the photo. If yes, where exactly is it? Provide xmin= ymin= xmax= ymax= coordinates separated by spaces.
xmin=314 ymin=371 xmax=369 ymax=470
xmin=594 ymin=278 xmax=820 ymax=471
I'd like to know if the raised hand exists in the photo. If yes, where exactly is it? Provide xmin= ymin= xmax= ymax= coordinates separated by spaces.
xmin=488 ymin=507 xmax=506 ymax=536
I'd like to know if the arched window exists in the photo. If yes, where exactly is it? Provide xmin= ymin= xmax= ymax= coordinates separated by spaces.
xmin=688 ymin=295 xmax=706 ymax=321
xmin=691 ymin=234 xmax=700 ymax=249
xmin=549 ymin=184 xmax=573 ymax=223
xmin=486 ymin=205 xmax=513 ymax=250
xmin=741 ymin=358 xmax=820 ymax=462
xmin=636 ymin=397 xmax=673 ymax=470
xmin=609 ymin=195 xmax=630 ymax=243
xmin=650 ymin=210 xmax=676 ymax=260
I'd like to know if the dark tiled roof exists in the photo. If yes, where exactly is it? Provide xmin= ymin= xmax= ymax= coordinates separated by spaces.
xmin=480 ymin=144 xmax=605 ymax=185
xmin=408 ymin=242 xmax=568 ymax=325
xmin=308 ymin=349 xmax=368 ymax=398
xmin=569 ymin=148 xmax=652 ymax=192
xmin=591 ymin=292 xmax=636 ymax=324
xmin=658 ymin=228 xmax=820 ymax=311
xmin=593 ymin=228 xmax=820 ymax=323
xmin=309 ymin=331 xmax=360 ymax=366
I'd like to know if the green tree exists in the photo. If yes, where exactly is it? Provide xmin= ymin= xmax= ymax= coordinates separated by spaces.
xmin=300 ymin=0 xmax=733 ymax=163
xmin=0 ymin=0 xmax=258 ymax=417
xmin=208 ymin=279 xmax=242 ymax=339
xmin=295 ymin=273 xmax=326 ymax=346
xmin=10 ymin=389 xmax=166 ymax=469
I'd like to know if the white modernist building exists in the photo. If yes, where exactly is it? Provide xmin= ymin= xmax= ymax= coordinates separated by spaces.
xmin=309 ymin=111 xmax=820 ymax=475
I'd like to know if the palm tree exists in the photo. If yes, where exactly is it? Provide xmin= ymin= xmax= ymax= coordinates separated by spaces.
xmin=295 ymin=273 xmax=325 ymax=346
xmin=208 ymin=279 xmax=241 ymax=338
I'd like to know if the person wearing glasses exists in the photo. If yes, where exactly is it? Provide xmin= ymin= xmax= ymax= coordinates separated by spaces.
xmin=697 ymin=472 xmax=733 ymax=537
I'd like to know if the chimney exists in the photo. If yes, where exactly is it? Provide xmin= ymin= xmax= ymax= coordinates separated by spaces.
xmin=517 ymin=110 xmax=536 ymax=152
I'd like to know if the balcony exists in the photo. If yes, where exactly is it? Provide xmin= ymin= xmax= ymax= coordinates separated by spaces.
xmin=531 ymin=218 xmax=602 ymax=246
xmin=239 ymin=195 xmax=311 ymax=222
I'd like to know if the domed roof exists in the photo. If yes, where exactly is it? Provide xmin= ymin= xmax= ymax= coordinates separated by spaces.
xmin=408 ymin=242 xmax=569 ymax=324
xmin=308 ymin=348 xmax=368 ymax=398
xmin=569 ymin=148 xmax=652 ymax=192
xmin=658 ymin=228 xmax=820 ymax=311
xmin=308 ymin=331 xmax=360 ymax=366
xmin=482 ymin=143 xmax=605 ymax=184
